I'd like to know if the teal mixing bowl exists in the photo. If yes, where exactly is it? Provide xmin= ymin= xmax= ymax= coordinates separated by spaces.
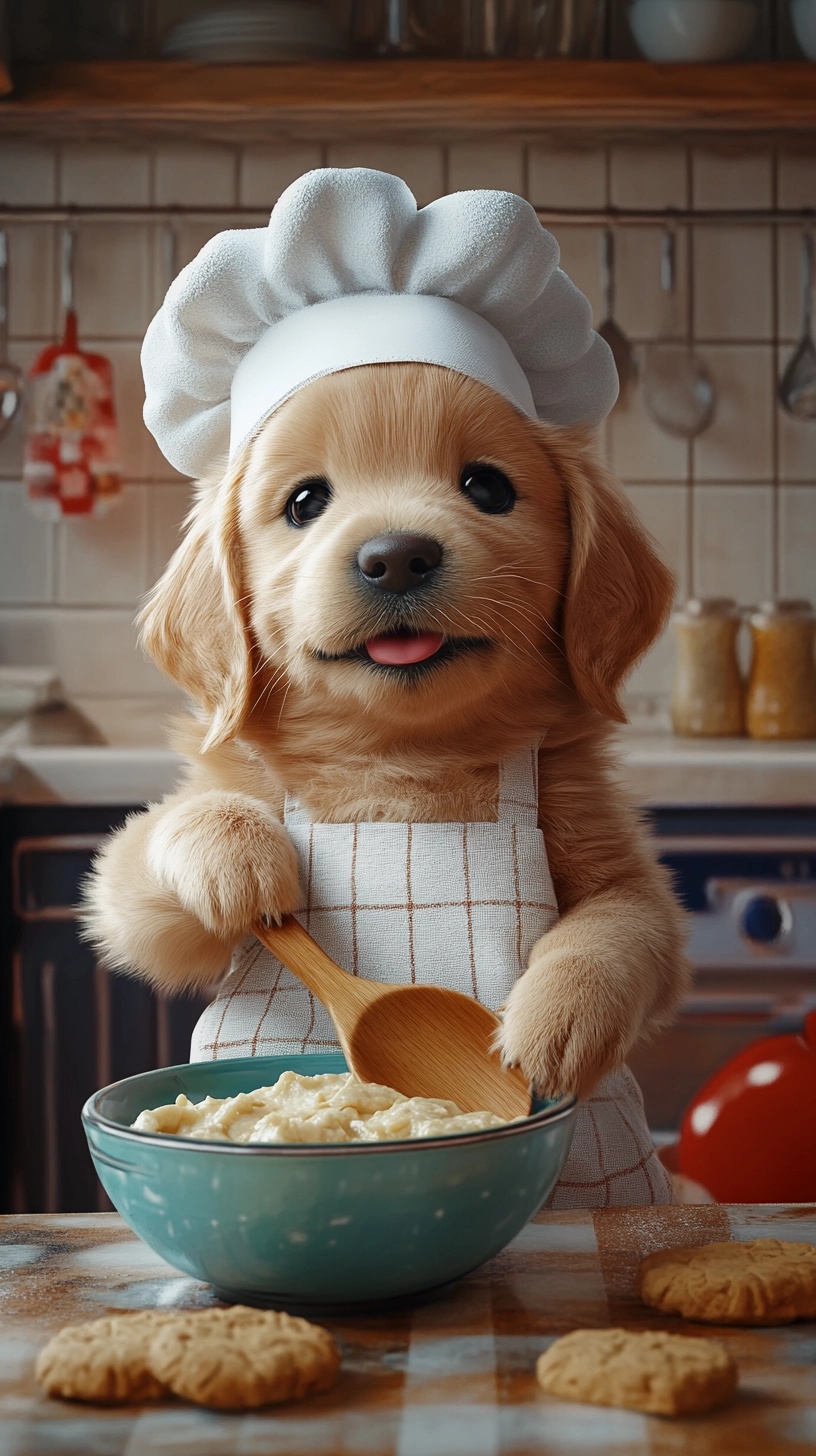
xmin=83 ymin=1053 xmax=576 ymax=1309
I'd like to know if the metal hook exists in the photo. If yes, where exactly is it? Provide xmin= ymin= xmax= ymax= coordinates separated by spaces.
xmin=802 ymin=229 xmax=814 ymax=338
xmin=61 ymin=225 xmax=76 ymax=314
xmin=660 ymin=226 xmax=676 ymax=294
xmin=0 ymin=231 xmax=8 ymax=343
xmin=601 ymin=227 xmax=615 ymax=318
xmin=162 ymin=220 xmax=178 ymax=289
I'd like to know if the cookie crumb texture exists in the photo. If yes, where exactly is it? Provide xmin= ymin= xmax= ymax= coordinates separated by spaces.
xmin=536 ymin=1328 xmax=737 ymax=1417
xmin=147 ymin=1306 xmax=341 ymax=1410
xmin=35 ymin=1313 xmax=168 ymax=1404
xmin=639 ymin=1239 xmax=816 ymax=1326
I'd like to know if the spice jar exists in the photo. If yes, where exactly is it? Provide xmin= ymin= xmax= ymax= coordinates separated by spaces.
xmin=670 ymin=598 xmax=744 ymax=737
xmin=746 ymin=600 xmax=816 ymax=740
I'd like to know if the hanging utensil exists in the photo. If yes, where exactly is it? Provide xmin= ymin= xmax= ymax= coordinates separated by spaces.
xmin=0 ymin=231 xmax=25 ymax=438
xmin=596 ymin=228 xmax=637 ymax=408
xmin=779 ymin=230 xmax=816 ymax=421
xmin=24 ymin=226 xmax=123 ymax=520
xmin=642 ymin=227 xmax=715 ymax=440
xmin=163 ymin=219 xmax=179 ymax=293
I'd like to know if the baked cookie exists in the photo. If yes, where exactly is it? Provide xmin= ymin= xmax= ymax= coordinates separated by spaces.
xmin=536 ymin=1328 xmax=737 ymax=1417
xmin=639 ymin=1239 xmax=816 ymax=1326
xmin=35 ymin=1312 xmax=168 ymax=1404
xmin=147 ymin=1305 xmax=340 ymax=1410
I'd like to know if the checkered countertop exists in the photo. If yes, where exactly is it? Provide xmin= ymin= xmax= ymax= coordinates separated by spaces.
xmin=2 ymin=1204 xmax=815 ymax=1455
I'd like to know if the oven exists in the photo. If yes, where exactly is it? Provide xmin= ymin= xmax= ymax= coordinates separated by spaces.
xmin=630 ymin=807 xmax=816 ymax=1141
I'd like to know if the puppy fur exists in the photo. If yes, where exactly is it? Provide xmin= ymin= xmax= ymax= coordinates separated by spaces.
xmin=83 ymin=364 xmax=690 ymax=1099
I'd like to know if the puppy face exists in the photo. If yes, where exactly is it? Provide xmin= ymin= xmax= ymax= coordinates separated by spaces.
xmin=237 ymin=365 xmax=570 ymax=737
xmin=141 ymin=363 xmax=674 ymax=753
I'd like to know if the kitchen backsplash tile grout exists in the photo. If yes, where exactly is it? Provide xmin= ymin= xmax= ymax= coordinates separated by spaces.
xmin=0 ymin=138 xmax=813 ymax=703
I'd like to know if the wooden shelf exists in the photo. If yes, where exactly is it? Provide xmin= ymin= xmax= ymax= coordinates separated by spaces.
xmin=1 ymin=61 xmax=816 ymax=144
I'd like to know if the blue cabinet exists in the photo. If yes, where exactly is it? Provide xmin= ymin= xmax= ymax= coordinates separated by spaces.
xmin=1 ymin=805 xmax=209 ymax=1214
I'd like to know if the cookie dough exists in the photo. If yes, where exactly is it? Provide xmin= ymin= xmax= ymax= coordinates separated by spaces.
xmin=536 ymin=1328 xmax=737 ymax=1417
xmin=35 ymin=1312 xmax=168 ymax=1404
xmin=639 ymin=1239 xmax=816 ymax=1326
xmin=132 ymin=1070 xmax=508 ymax=1144
xmin=146 ymin=1306 xmax=340 ymax=1410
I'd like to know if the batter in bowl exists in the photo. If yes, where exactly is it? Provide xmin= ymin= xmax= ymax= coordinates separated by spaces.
xmin=132 ymin=1070 xmax=510 ymax=1145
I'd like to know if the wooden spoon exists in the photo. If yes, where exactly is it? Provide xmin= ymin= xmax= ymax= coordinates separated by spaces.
xmin=253 ymin=917 xmax=531 ymax=1121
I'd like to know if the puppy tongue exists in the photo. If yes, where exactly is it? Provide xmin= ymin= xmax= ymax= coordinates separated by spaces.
xmin=366 ymin=632 xmax=444 ymax=666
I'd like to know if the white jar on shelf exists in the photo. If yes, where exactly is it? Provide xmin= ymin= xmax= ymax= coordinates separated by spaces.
xmin=792 ymin=0 xmax=816 ymax=58
xmin=627 ymin=0 xmax=761 ymax=62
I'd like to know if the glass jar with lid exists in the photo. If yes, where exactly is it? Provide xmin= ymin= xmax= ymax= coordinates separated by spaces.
xmin=670 ymin=598 xmax=745 ymax=738
xmin=746 ymin=600 xmax=816 ymax=740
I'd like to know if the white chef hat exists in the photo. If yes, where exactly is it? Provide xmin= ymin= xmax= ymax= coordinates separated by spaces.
xmin=142 ymin=168 xmax=618 ymax=478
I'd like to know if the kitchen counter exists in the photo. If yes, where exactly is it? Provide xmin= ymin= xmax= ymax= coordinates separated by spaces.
xmin=1 ymin=696 xmax=815 ymax=807
xmin=2 ymin=1204 xmax=815 ymax=1455
xmin=620 ymin=732 xmax=816 ymax=809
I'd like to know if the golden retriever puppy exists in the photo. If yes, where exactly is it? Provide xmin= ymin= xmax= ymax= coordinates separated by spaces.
xmin=83 ymin=362 xmax=689 ymax=1099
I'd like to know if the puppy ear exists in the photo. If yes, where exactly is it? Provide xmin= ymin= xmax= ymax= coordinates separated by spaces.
xmin=555 ymin=434 xmax=675 ymax=724
xmin=139 ymin=467 xmax=254 ymax=751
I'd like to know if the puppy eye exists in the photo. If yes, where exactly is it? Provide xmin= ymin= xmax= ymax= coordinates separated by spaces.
xmin=285 ymin=479 xmax=332 ymax=527
xmin=460 ymin=463 xmax=516 ymax=515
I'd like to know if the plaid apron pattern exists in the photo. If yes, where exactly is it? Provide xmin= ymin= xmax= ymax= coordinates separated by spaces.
xmin=190 ymin=744 xmax=671 ymax=1207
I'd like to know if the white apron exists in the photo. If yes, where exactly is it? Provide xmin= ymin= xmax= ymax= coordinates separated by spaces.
xmin=190 ymin=745 xmax=671 ymax=1208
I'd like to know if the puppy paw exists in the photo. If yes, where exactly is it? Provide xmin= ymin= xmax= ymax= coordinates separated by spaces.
xmin=495 ymin=950 xmax=634 ymax=1100
xmin=148 ymin=791 xmax=300 ymax=939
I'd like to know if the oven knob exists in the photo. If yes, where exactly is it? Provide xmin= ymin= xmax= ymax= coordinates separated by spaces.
xmin=740 ymin=894 xmax=785 ymax=944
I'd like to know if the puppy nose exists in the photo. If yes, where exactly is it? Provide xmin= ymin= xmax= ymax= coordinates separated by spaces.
xmin=357 ymin=533 xmax=443 ymax=594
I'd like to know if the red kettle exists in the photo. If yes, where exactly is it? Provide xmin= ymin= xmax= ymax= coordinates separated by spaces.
xmin=678 ymin=1010 xmax=816 ymax=1202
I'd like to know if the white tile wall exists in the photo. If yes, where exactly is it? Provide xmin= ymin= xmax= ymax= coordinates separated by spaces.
xmin=0 ymin=145 xmax=56 ymax=205
xmin=60 ymin=147 xmax=151 ymax=207
xmin=692 ymin=347 xmax=776 ymax=483
xmin=56 ymin=487 xmax=148 ymax=608
xmin=0 ymin=138 xmax=813 ymax=708
xmin=777 ymin=151 xmax=816 ymax=209
xmin=0 ymin=484 xmax=54 ymax=604
xmin=6 ymin=225 xmax=56 ymax=338
xmin=778 ymin=225 xmax=810 ymax=341
xmin=447 ymin=142 xmax=524 ymax=194
xmin=607 ymin=387 xmax=690 ymax=483
xmin=778 ymin=486 xmax=816 ymax=600
xmin=609 ymin=145 xmax=689 ymax=210
xmin=154 ymin=145 xmax=238 ymax=207
xmin=0 ymin=608 xmax=172 ymax=697
xmin=73 ymin=226 xmax=152 ymax=339
xmin=693 ymin=227 xmax=773 ymax=341
xmin=692 ymin=147 xmax=773 ymax=211
xmin=692 ymin=485 xmax=775 ymax=605
xmin=528 ymin=145 xmax=606 ymax=209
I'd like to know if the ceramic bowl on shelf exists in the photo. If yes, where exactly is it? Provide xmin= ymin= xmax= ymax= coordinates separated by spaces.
xmin=793 ymin=0 xmax=816 ymax=59
xmin=83 ymin=1052 xmax=576 ymax=1310
xmin=628 ymin=0 xmax=758 ymax=61
xmin=161 ymin=3 xmax=346 ymax=62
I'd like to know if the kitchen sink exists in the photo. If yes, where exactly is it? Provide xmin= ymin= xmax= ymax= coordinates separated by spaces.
xmin=0 ymin=696 xmax=183 ymax=804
